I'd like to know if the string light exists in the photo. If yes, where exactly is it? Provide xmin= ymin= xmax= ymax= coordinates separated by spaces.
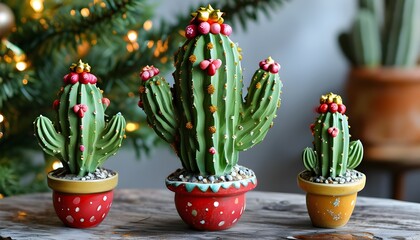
xmin=15 ymin=61 xmax=27 ymax=71
xmin=30 ymin=0 xmax=44 ymax=13
xmin=52 ymin=160 xmax=63 ymax=170
xmin=143 ymin=20 xmax=152 ymax=31
xmin=126 ymin=122 xmax=140 ymax=132
xmin=127 ymin=30 xmax=138 ymax=42
xmin=22 ymin=78 xmax=28 ymax=85
xmin=80 ymin=8 xmax=90 ymax=17
xmin=0 ymin=113 xmax=4 ymax=140
xmin=0 ymin=193 xmax=3 ymax=199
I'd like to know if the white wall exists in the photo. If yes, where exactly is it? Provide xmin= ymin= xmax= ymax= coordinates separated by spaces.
xmin=105 ymin=0 xmax=420 ymax=202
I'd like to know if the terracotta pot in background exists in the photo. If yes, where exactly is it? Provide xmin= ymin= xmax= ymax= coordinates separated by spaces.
xmin=346 ymin=68 xmax=420 ymax=146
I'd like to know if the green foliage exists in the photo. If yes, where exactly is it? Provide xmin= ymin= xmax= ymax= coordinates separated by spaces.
xmin=339 ymin=0 xmax=419 ymax=67
xmin=0 ymin=0 xmax=286 ymax=194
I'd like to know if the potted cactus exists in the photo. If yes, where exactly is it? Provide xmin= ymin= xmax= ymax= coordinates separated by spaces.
xmin=297 ymin=93 xmax=366 ymax=228
xmin=138 ymin=5 xmax=283 ymax=231
xmin=33 ymin=60 xmax=126 ymax=228
xmin=339 ymin=0 xmax=420 ymax=146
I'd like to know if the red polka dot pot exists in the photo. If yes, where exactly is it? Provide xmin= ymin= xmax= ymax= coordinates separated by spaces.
xmin=47 ymin=169 xmax=118 ymax=228
xmin=166 ymin=174 xmax=257 ymax=231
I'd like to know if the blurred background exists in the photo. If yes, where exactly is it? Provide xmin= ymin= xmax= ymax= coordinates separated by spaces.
xmin=1 ymin=0 xmax=420 ymax=202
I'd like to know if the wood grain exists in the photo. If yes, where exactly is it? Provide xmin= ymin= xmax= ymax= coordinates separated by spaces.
xmin=0 ymin=189 xmax=419 ymax=239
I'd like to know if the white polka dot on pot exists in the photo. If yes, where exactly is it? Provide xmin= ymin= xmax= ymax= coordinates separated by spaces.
xmin=218 ymin=221 xmax=225 ymax=227
xmin=191 ymin=210 xmax=197 ymax=217
xmin=75 ymin=207 xmax=80 ymax=212
xmin=66 ymin=215 xmax=74 ymax=223
xmin=73 ymin=197 xmax=80 ymax=205
xmin=97 ymin=205 xmax=102 ymax=211
xmin=214 ymin=201 xmax=219 ymax=207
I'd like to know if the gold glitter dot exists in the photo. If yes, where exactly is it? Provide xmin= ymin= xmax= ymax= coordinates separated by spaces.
xmin=207 ymin=84 xmax=215 ymax=94
xmin=189 ymin=55 xmax=197 ymax=63
xmin=209 ymin=105 xmax=217 ymax=113
xmin=207 ymin=43 xmax=214 ymax=50
xmin=209 ymin=126 xmax=216 ymax=134
xmin=256 ymin=82 xmax=261 ymax=89
xmin=186 ymin=122 xmax=193 ymax=129
xmin=156 ymin=80 xmax=161 ymax=86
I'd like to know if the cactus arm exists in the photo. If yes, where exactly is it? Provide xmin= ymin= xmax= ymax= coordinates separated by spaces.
xmin=359 ymin=0 xmax=379 ymax=19
xmin=94 ymin=113 xmax=126 ymax=170
xmin=351 ymin=9 xmax=381 ymax=67
xmin=237 ymin=62 xmax=282 ymax=151
xmin=383 ymin=0 xmax=418 ymax=66
xmin=302 ymin=147 xmax=318 ymax=175
xmin=34 ymin=115 xmax=66 ymax=165
xmin=338 ymin=33 xmax=357 ymax=65
xmin=139 ymin=75 xmax=178 ymax=144
xmin=348 ymin=140 xmax=364 ymax=169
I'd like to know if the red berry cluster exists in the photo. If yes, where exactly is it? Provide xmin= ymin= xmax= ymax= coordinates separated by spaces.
xmin=185 ymin=22 xmax=232 ymax=39
xmin=259 ymin=58 xmax=280 ymax=74
xmin=199 ymin=59 xmax=222 ymax=76
xmin=63 ymin=72 xmax=97 ymax=85
xmin=73 ymin=104 xmax=88 ymax=118
xmin=316 ymin=102 xmax=346 ymax=114
xmin=140 ymin=65 xmax=160 ymax=81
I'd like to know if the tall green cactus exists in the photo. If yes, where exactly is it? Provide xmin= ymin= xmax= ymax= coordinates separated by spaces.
xmin=138 ymin=5 xmax=282 ymax=176
xmin=34 ymin=60 xmax=126 ymax=177
xmin=302 ymin=93 xmax=363 ymax=178
xmin=339 ymin=0 xmax=419 ymax=67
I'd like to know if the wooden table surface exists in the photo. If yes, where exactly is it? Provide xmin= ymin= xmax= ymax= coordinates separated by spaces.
xmin=1 ymin=189 xmax=420 ymax=239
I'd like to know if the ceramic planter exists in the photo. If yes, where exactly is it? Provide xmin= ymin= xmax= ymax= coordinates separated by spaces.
xmin=166 ymin=175 xmax=257 ymax=231
xmin=346 ymin=68 xmax=420 ymax=145
xmin=297 ymin=171 xmax=366 ymax=228
xmin=47 ymin=170 xmax=118 ymax=228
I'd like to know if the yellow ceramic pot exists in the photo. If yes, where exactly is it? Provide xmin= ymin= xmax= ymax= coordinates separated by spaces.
xmin=297 ymin=171 xmax=366 ymax=228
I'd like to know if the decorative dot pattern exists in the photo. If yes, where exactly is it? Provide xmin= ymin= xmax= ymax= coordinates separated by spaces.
xmin=52 ymin=190 xmax=114 ymax=228
xmin=176 ymin=190 xmax=248 ymax=230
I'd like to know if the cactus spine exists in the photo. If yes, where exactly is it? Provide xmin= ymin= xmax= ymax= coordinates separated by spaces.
xmin=34 ymin=60 xmax=126 ymax=177
xmin=302 ymin=93 xmax=363 ymax=178
xmin=138 ymin=5 xmax=282 ymax=176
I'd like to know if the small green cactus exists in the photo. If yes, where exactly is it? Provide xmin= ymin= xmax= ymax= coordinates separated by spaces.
xmin=339 ymin=0 xmax=419 ymax=67
xmin=138 ymin=5 xmax=283 ymax=177
xmin=34 ymin=60 xmax=126 ymax=177
xmin=302 ymin=93 xmax=363 ymax=178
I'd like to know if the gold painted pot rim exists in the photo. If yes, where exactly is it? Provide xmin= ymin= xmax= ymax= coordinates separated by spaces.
xmin=47 ymin=170 xmax=118 ymax=194
xmin=297 ymin=170 xmax=366 ymax=196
